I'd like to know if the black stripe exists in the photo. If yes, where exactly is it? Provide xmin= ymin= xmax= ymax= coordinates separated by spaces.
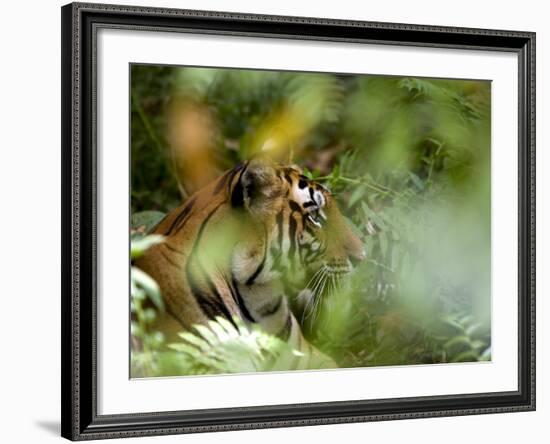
xmin=189 ymin=285 xmax=231 ymax=323
xmin=246 ymin=228 xmax=268 ymax=286
xmin=205 ymin=278 xmax=237 ymax=327
xmin=164 ymin=196 xmax=197 ymax=235
xmin=303 ymin=201 xmax=317 ymax=208
xmin=163 ymin=243 xmax=184 ymax=255
xmin=288 ymin=215 xmax=297 ymax=262
xmin=309 ymin=187 xmax=316 ymax=202
xmin=213 ymin=171 xmax=230 ymax=195
xmin=184 ymin=202 xmax=238 ymax=328
xmin=283 ymin=172 xmax=293 ymax=185
xmin=231 ymin=276 xmax=256 ymax=322
xmin=230 ymin=163 xmax=248 ymax=207
xmin=187 ymin=275 xmax=238 ymax=328
xmin=289 ymin=200 xmax=301 ymax=212
xmin=216 ymin=163 xmax=244 ymax=196
xmin=276 ymin=210 xmax=284 ymax=250
xmin=226 ymin=277 xmax=239 ymax=305
xmin=159 ymin=250 xmax=180 ymax=268
xmin=164 ymin=207 xmax=190 ymax=236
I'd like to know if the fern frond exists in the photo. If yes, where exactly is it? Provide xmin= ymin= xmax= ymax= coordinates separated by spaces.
xmin=284 ymin=73 xmax=345 ymax=126
xmin=168 ymin=317 xmax=297 ymax=375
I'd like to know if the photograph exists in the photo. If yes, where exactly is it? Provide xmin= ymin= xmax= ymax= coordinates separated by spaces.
xmin=58 ymin=2 xmax=536 ymax=439
xmin=129 ymin=64 xmax=492 ymax=378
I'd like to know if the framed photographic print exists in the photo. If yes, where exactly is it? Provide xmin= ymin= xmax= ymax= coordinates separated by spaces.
xmin=61 ymin=2 xmax=536 ymax=440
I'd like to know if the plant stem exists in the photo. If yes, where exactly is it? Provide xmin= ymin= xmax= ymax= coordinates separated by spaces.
xmin=132 ymin=91 xmax=165 ymax=153
xmin=131 ymin=91 xmax=188 ymax=200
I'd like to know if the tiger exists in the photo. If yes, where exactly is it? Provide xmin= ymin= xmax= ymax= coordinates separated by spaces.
xmin=135 ymin=157 xmax=366 ymax=370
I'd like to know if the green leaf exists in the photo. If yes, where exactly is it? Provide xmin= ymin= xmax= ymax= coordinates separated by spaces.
xmin=465 ymin=323 xmax=488 ymax=340
xmin=443 ymin=336 xmax=471 ymax=356
xmin=343 ymin=216 xmax=364 ymax=240
xmin=178 ymin=331 xmax=211 ymax=351
xmin=479 ymin=347 xmax=492 ymax=361
xmin=131 ymin=266 xmax=164 ymax=311
xmin=166 ymin=317 xmax=304 ymax=374
xmin=131 ymin=234 xmax=165 ymax=259
xmin=361 ymin=202 xmax=388 ymax=231
xmin=193 ymin=324 xmax=219 ymax=345
xmin=470 ymin=339 xmax=487 ymax=351
xmin=208 ymin=318 xmax=232 ymax=342
xmin=216 ymin=317 xmax=240 ymax=338
xmin=142 ymin=307 xmax=157 ymax=324
xmin=131 ymin=211 xmax=166 ymax=233
xmin=434 ymin=316 xmax=466 ymax=337
xmin=348 ymin=184 xmax=367 ymax=208
xmin=451 ymin=350 xmax=479 ymax=363
xmin=408 ymin=172 xmax=425 ymax=191
xmin=302 ymin=167 xmax=314 ymax=179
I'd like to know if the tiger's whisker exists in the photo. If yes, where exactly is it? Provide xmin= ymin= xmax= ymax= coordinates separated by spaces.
xmin=301 ymin=266 xmax=326 ymax=323
xmin=310 ymin=269 xmax=327 ymax=298
xmin=302 ymin=274 xmax=322 ymax=323
xmin=306 ymin=271 xmax=327 ymax=320
xmin=303 ymin=266 xmax=325 ymax=291
xmin=310 ymin=274 xmax=328 ymax=322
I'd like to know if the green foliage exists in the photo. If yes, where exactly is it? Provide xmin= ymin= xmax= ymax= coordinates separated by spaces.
xmin=131 ymin=65 xmax=180 ymax=213
xmin=130 ymin=234 xmax=164 ymax=259
xmin=135 ymin=318 xmax=305 ymax=377
xmin=433 ymin=314 xmax=491 ymax=362
xmin=131 ymin=210 xmax=166 ymax=234
xmin=130 ymin=234 xmax=165 ymax=376
xmin=167 ymin=317 xmax=299 ymax=375
xmin=130 ymin=65 xmax=492 ymax=376
xmin=130 ymin=237 xmax=306 ymax=377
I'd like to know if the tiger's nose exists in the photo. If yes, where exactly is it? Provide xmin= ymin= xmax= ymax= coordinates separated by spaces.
xmin=349 ymin=249 xmax=366 ymax=267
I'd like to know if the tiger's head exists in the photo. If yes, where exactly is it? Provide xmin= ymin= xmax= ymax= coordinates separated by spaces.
xmin=229 ymin=157 xmax=365 ymax=291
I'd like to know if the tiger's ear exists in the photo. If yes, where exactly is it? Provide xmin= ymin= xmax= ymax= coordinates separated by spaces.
xmin=231 ymin=157 xmax=282 ymax=214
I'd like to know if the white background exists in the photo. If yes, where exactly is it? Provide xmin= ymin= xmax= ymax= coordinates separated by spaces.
xmin=0 ymin=0 xmax=546 ymax=443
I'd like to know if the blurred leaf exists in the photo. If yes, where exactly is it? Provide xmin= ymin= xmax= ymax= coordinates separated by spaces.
xmin=408 ymin=172 xmax=425 ymax=191
xmin=131 ymin=234 xmax=164 ymax=259
xmin=480 ymin=347 xmax=492 ymax=361
xmin=444 ymin=336 xmax=471 ymax=356
xmin=131 ymin=211 xmax=166 ymax=233
xmin=348 ymin=184 xmax=367 ymax=208
xmin=168 ymin=317 xmax=300 ymax=375
xmin=451 ymin=351 xmax=479 ymax=363
xmin=131 ymin=266 xmax=164 ymax=312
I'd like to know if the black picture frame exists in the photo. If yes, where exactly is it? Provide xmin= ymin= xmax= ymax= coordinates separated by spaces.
xmin=61 ymin=2 xmax=536 ymax=440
